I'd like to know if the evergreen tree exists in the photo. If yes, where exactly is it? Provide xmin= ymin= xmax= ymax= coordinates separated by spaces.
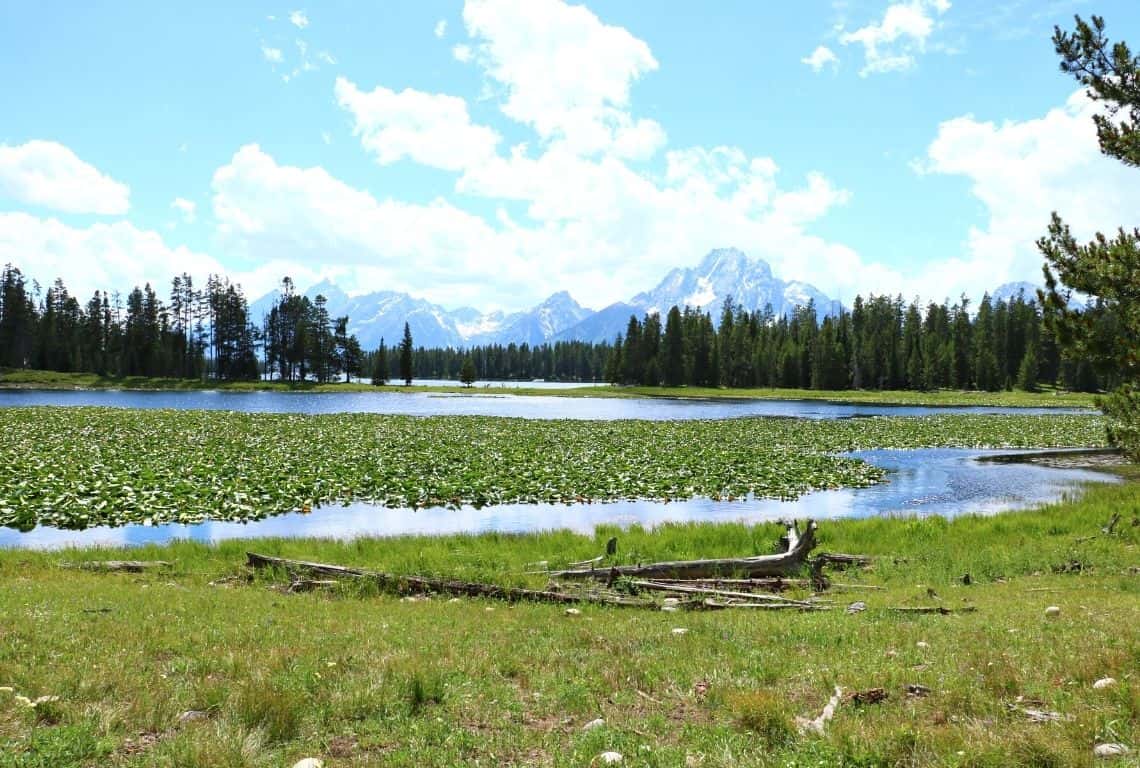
xmin=662 ymin=306 xmax=684 ymax=387
xmin=371 ymin=339 xmax=389 ymax=386
xmin=399 ymin=322 xmax=414 ymax=385
xmin=1040 ymin=15 xmax=1140 ymax=455
xmin=460 ymin=355 xmax=477 ymax=387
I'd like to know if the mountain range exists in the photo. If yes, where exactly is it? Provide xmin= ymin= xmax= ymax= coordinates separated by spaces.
xmin=249 ymin=248 xmax=846 ymax=349
xmin=250 ymin=250 xmax=1040 ymax=350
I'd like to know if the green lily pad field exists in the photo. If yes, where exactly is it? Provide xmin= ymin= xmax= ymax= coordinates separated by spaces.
xmin=0 ymin=407 xmax=1106 ymax=531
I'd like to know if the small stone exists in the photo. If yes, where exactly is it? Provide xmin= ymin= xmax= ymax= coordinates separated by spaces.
xmin=565 ymin=608 xmax=581 ymax=616
xmin=846 ymin=601 xmax=867 ymax=614
xmin=178 ymin=710 xmax=208 ymax=724
xmin=661 ymin=605 xmax=678 ymax=612
xmin=1045 ymin=605 xmax=1061 ymax=618
xmin=1093 ymin=743 xmax=1130 ymax=758
xmin=1092 ymin=677 xmax=1117 ymax=690
xmin=671 ymin=627 xmax=689 ymax=636
xmin=583 ymin=717 xmax=605 ymax=731
xmin=916 ymin=641 xmax=930 ymax=650
xmin=0 ymin=686 xmax=12 ymax=694
xmin=484 ymin=606 xmax=495 ymax=612
xmin=599 ymin=752 xmax=623 ymax=764
xmin=663 ymin=597 xmax=681 ymax=605
xmin=448 ymin=597 xmax=461 ymax=603
xmin=292 ymin=759 xmax=324 ymax=768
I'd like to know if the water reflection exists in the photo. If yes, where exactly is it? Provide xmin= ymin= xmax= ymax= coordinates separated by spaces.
xmin=0 ymin=449 xmax=1117 ymax=549
xmin=0 ymin=388 xmax=1088 ymax=421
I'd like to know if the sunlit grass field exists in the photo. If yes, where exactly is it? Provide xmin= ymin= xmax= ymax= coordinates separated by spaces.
xmin=1 ymin=472 xmax=1138 ymax=767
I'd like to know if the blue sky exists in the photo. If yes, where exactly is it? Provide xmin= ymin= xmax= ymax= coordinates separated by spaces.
xmin=1 ymin=0 xmax=1138 ymax=311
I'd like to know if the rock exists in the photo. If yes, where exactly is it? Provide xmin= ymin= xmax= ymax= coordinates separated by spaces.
xmin=663 ymin=597 xmax=681 ymax=605
xmin=178 ymin=710 xmax=208 ymax=724
xmin=0 ymin=687 xmax=12 ymax=694
xmin=565 ymin=608 xmax=581 ymax=616
xmin=1045 ymin=605 xmax=1061 ymax=618
xmin=599 ymin=752 xmax=623 ymax=764
xmin=448 ymin=597 xmax=461 ymax=603
xmin=1093 ymin=743 xmax=1130 ymax=758
xmin=846 ymin=601 xmax=867 ymax=614
xmin=292 ymin=759 xmax=324 ymax=768
xmin=661 ymin=605 xmax=678 ymax=612
xmin=916 ymin=641 xmax=930 ymax=650
xmin=583 ymin=717 xmax=605 ymax=731
xmin=1093 ymin=677 xmax=1117 ymax=690
xmin=671 ymin=627 xmax=689 ymax=636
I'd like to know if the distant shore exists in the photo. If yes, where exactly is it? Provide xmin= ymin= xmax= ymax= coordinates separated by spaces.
xmin=0 ymin=368 xmax=1099 ymax=408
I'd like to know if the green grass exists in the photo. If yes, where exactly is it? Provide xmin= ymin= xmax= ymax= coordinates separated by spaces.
xmin=1 ymin=479 xmax=1137 ymax=767
xmin=0 ymin=368 xmax=1099 ymax=408
xmin=0 ymin=408 xmax=1107 ymax=531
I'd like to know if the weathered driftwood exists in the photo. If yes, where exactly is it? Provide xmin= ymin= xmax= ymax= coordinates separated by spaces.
xmin=550 ymin=520 xmax=818 ymax=581
xmin=698 ymin=599 xmax=832 ymax=611
xmin=647 ymin=577 xmax=808 ymax=592
xmin=61 ymin=560 xmax=172 ymax=572
xmin=888 ymin=605 xmax=977 ymax=615
xmin=246 ymin=553 xmax=649 ymax=608
xmin=631 ymin=579 xmax=819 ymax=607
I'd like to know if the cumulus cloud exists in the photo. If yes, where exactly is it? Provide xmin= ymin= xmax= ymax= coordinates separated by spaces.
xmin=261 ymin=45 xmax=283 ymax=64
xmin=913 ymin=88 xmax=1140 ymax=299
xmin=839 ymin=0 xmax=950 ymax=76
xmin=802 ymin=45 xmax=839 ymax=73
xmin=434 ymin=19 xmax=447 ymax=38
xmin=0 ymin=212 xmax=227 ymax=298
xmin=459 ymin=0 xmax=665 ymax=159
xmin=0 ymin=140 xmax=130 ymax=215
xmin=171 ymin=197 xmax=196 ymax=223
xmin=334 ymin=77 xmax=501 ymax=171
xmin=289 ymin=10 xmax=308 ymax=29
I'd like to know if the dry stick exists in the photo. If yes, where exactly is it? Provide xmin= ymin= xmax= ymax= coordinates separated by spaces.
xmin=60 ymin=560 xmax=172 ymax=572
xmin=632 ymin=579 xmax=820 ymax=607
xmin=246 ymin=553 xmax=651 ymax=608
xmin=888 ymin=605 xmax=978 ymax=615
xmin=796 ymin=686 xmax=844 ymax=735
xmin=700 ymin=599 xmax=832 ymax=611
xmin=551 ymin=520 xmax=818 ymax=581
xmin=1102 ymin=512 xmax=1121 ymax=535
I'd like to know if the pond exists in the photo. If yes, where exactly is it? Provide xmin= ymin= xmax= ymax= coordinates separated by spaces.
xmin=0 ymin=448 xmax=1118 ymax=549
xmin=0 ymin=388 xmax=1089 ymax=420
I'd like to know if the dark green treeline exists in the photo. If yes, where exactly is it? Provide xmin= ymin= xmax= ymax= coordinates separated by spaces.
xmin=0 ymin=267 xmax=363 ymax=383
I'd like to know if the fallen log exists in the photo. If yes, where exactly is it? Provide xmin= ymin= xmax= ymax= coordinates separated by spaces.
xmin=646 ymin=577 xmax=807 ymax=592
xmin=61 ymin=560 xmax=171 ymax=573
xmin=888 ymin=605 xmax=978 ymax=615
xmin=699 ymin=599 xmax=832 ymax=611
xmin=246 ymin=553 xmax=650 ymax=608
xmin=631 ymin=579 xmax=820 ymax=607
xmin=550 ymin=520 xmax=818 ymax=581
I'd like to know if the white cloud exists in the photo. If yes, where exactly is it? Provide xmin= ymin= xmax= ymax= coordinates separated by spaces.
xmin=802 ymin=45 xmax=839 ymax=73
xmin=459 ymin=0 xmax=664 ymax=158
xmin=261 ymin=45 xmax=283 ymax=64
xmin=913 ymin=89 xmax=1140 ymax=299
xmin=434 ymin=19 xmax=447 ymax=38
xmin=0 ymin=212 xmax=228 ymax=299
xmin=334 ymin=77 xmax=501 ymax=171
xmin=0 ymin=140 xmax=130 ymax=215
xmin=289 ymin=10 xmax=309 ymax=29
xmin=171 ymin=197 xmax=196 ymax=223
xmin=839 ymin=0 xmax=950 ymax=76
xmin=452 ymin=44 xmax=472 ymax=63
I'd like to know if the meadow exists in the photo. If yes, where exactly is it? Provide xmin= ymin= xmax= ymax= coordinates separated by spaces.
xmin=0 ymin=476 xmax=1137 ymax=767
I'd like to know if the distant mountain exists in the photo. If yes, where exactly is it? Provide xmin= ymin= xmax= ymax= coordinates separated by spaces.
xmin=249 ymin=283 xmax=590 ymax=350
xmin=251 ymin=247 xmax=841 ymax=349
xmin=989 ymin=281 xmax=1040 ymax=305
xmin=556 ymin=248 xmax=842 ymax=343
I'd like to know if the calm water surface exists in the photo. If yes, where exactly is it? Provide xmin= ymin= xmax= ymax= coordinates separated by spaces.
xmin=0 ymin=449 xmax=1117 ymax=549
xmin=0 ymin=388 xmax=1089 ymax=420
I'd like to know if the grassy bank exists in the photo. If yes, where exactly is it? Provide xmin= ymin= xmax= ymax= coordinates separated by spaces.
xmin=1 ymin=478 xmax=1137 ymax=767
xmin=0 ymin=408 xmax=1106 ymax=530
xmin=0 ymin=368 xmax=1099 ymax=408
